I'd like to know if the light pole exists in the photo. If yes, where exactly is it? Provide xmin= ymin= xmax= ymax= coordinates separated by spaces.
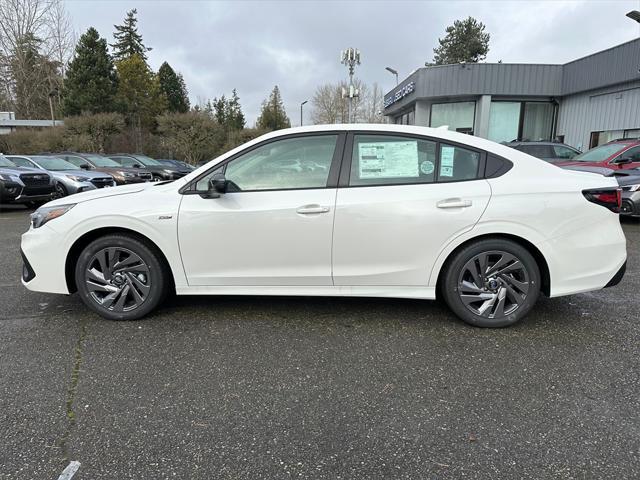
xmin=341 ymin=48 xmax=361 ymax=123
xmin=385 ymin=66 xmax=398 ymax=85
xmin=300 ymin=100 xmax=308 ymax=126
xmin=626 ymin=10 xmax=640 ymax=23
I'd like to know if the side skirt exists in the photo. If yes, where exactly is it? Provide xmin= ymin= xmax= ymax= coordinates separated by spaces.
xmin=175 ymin=285 xmax=436 ymax=300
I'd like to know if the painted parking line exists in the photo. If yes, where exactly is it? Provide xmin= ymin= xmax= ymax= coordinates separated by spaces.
xmin=57 ymin=461 xmax=81 ymax=480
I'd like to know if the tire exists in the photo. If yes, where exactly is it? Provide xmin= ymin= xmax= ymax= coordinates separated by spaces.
xmin=55 ymin=182 xmax=68 ymax=198
xmin=74 ymin=234 xmax=169 ymax=320
xmin=441 ymin=238 xmax=541 ymax=328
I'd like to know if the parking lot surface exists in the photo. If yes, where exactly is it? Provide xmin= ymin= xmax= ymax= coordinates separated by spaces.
xmin=0 ymin=205 xmax=638 ymax=479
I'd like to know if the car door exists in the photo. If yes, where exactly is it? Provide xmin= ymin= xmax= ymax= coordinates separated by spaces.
xmin=178 ymin=133 xmax=344 ymax=286
xmin=332 ymin=133 xmax=491 ymax=286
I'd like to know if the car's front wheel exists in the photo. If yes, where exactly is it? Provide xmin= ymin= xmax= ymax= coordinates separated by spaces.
xmin=441 ymin=238 xmax=541 ymax=328
xmin=74 ymin=234 xmax=169 ymax=320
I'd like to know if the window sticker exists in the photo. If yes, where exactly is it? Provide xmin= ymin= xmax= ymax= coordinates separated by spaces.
xmin=440 ymin=146 xmax=455 ymax=177
xmin=420 ymin=160 xmax=434 ymax=175
xmin=358 ymin=141 xmax=419 ymax=178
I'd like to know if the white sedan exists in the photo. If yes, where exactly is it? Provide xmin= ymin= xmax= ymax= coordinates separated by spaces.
xmin=21 ymin=125 xmax=627 ymax=327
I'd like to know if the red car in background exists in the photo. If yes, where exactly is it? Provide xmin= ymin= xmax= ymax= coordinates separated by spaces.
xmin=558 ymin=138 xmax=640 ymax=170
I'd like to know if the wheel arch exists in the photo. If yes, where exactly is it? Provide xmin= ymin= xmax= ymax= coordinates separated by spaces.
xmin=65 ymin=226 xmax=176 ymax=294
xmin=435 ymin=233 xmax=551 ymax=298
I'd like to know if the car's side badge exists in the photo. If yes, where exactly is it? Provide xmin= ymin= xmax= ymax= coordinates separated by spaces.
xmin=158 ymin=215 xmax=173 ymax=220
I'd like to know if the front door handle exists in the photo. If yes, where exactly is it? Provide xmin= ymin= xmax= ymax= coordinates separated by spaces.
xmin=296 ymin=204 xmax=330 ymax=214
xmin=436 ymin=198 xmax=473 ymax=209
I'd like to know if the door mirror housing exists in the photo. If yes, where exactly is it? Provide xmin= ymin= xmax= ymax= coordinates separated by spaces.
xmin=79 ymin=163 xmax=90 ymax=170
xmin=133 ymin=163 xmax=141 ymax=168
xmin=615 ymin=157 xmax=633 ymax=165
xmin=201 ymin=173 xmax=228 ymax=198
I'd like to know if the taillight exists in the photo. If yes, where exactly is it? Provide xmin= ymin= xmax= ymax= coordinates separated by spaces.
xmin=582 ymin=188 xmax=621 ymax=213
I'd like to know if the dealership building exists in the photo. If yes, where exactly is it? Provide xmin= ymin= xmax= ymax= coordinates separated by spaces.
xmin=384 ymin=38 xmax=640 ymax=151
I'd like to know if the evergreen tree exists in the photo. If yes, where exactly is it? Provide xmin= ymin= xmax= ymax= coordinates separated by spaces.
xmin=62 ymin=27 xmax=118 ymax=116
xmin=256 ymin=85 xmax=290 ymax=131
xmin=158 ymin=61 xmax=190 ymax=113
xmin=211 ymin=89 xmax=245 ymax=130
xmin=111 ymin=9 xmax=152 ymax=62
xmin=432 ymin=17 xmax=490 ymax=65
xmin=115 ymin=54 xmax=166 ymax=149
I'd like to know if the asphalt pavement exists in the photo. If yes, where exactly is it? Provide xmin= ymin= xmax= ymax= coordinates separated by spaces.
xmin=0 ymin=205 xmax=638 ymax=479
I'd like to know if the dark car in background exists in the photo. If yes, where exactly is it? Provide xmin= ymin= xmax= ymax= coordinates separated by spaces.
xmin=55 ymin=152 xmax=153 ymax=185
xmin=7 ymin=155 xmax=114 ymax=197
xmin=157 ymin=159 xmax=195 ymax=171
xmin=556 ymin=138 xmax=640 ymax=170
xmin=0 ymin=156 xmax=55 ymax=207
xmin=108 ymin=154 xmax=190 ymax=181
xmin=506 ymin=141 xmax=581 ymax=163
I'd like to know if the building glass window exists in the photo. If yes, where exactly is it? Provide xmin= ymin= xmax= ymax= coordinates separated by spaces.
xmin=430 ymin=102 xmax=475 ymax=133
xmin=488 ymin=102 xmax=520 ymax=143
xmin=488 ymin=101 xmax=555 ymax=143
xmin=589 ymin=130 xmax=624 ymax=148
xmin=522 ymin=103 xmax=554 ymax=141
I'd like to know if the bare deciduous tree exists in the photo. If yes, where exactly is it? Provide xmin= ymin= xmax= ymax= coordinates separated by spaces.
xmin=311 ymin=79 xmax=385 ymax=125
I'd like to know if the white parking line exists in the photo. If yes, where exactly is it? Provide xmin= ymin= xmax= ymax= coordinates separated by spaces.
xmin=57 ymin=461 xmax=81 ymax=480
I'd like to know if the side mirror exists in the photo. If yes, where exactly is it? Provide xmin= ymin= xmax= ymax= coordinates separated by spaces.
xmin=202 ymin=173 xmax=228 ymax=198
xmin=133 ymin=164 xmax=141 ymax=168
xmin=79 ymin=163 xmax=90 ymax=170
xmin=615 ymin=157 xmax=632 ymax=165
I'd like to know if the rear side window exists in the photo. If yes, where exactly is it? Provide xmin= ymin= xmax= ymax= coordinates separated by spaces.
xmin=437 ymin=144 xmax=480 ymax=182
xmin=552 ymin=145 xmax=578 ymax=159
xmin=519 ymin=144 xmax=554 ymax=158
xmin=349 ymin=134 xmax=437 ymax=186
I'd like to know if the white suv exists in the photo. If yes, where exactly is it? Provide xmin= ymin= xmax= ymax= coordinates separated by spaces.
xmin=21 ymin=125 xmax=627 ymax=327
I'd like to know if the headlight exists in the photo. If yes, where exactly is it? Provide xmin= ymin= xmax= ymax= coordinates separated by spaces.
xmin=163 ymin=169 xmax=174 ymax=174
xmin=627 ymin=184 xmax=640 ymax=192
xmin=30 ymin=204 xmax=75 ymax=229
xmin=118 ymin=171 xmax=135 ymax=178
xmin=66 ymin=175 xmax=89 ymax=182
xmin=0 ymin=173 xmax=20 ymax=182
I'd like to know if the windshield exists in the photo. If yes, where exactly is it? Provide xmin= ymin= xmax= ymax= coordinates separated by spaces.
xmin=573 ymin=143 xmax=627 ymax=162
xmin=86 ymin=155 xmax=120 ymax=167
xmin=132 ymin=154 xmax=161 ymax=166
xmin=32 ymin=156 xmax=78 ymax=171
xmin=0 ymin=157 xmax=16 ymax=167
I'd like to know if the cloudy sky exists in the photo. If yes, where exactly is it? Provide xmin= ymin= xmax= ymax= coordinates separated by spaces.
xmin=65 ymin=0 xmax=640 ymax=126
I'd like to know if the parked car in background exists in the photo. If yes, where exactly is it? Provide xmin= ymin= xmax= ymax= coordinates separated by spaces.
xmin=7 ymin=155 xmax=114 ymax=197
xmin=55 ymin=152 xmax=153 ymax=185
xmin=21 ymin=125 xmax=626 ymax=328
xmin=557 ymin=138 xmax=640 ymax=170
xmin=157 ymin=159 xmax=195 ymax=171
xmin=0 ymin=156 xmax=55 ymax=207
xmin=506 ymin=141 xmax=581 ymax=163
xmin=108 ymin=154 xmax=190 ymax=181
xmin=562 ymin=165 xmax=640 ymax=218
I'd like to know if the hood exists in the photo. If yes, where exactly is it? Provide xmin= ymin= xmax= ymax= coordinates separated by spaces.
xmin=44 ymin=182 xmax=150 ymax=207
xmin=616 ymin=173 xmax=640 ymax=187
xmin=98 ymin=165 xmax=150 ymax=174
xmin=49 ymin=169 xmax=113 ymax=180
xmin=0 ymin=166 xmax=50 ymax=176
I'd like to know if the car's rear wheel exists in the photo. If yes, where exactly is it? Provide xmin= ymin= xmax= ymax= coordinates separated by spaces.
xmin=74 ymin=234 xmax=168 ymax=320
xmin=441 ymin=239 xmax=540 ymax=328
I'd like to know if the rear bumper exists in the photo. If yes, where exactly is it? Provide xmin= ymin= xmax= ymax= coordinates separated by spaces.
xmin=605 ymin=261 xmax=626 ymax=288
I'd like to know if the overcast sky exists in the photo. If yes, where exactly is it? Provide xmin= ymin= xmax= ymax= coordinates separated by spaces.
xmin=65 ymin=0 xmax=640 ymax=126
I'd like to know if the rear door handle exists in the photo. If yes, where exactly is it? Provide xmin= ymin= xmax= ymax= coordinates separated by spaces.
xmin=436 ymin=198 xmax=473 ymax=209
xmin=296 ymin=204 xmax=330 ymax=214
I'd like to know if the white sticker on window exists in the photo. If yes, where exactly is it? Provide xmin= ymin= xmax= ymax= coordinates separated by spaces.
xmin=420 ymin=160 xmax=434 ymax=175
xmin=440 ymin=146 xmax=455 ymax=177
xmin=358 ymin=141 xmax=419 ymax=178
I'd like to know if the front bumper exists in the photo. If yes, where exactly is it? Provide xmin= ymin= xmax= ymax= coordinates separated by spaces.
xmin=21 ymin=224 xmax=70 ymax=294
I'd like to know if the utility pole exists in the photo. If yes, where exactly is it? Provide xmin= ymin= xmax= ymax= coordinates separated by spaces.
xmin=341 ymin=48 xmax=361 ymax=123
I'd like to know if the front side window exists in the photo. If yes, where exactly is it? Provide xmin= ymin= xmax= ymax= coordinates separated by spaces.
xmin=32 ymin=156 xmax=77 ymax=171
xmin=110 ymin=156 xmax=139 ymax=168
xmin=198 ymin=135 xmax=338 ymax=192
xmin=84 ymin=155 xmax=120 ymax=167
xmin=349 ymin=135 xmax=437 ymax=186
xmin=64 ymin=156 xmax=90 ymax=168
xmin=438 ymin=144 xmax=480 ymax=182
xmin=614 ymin=146 xmax=640 ymax=162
